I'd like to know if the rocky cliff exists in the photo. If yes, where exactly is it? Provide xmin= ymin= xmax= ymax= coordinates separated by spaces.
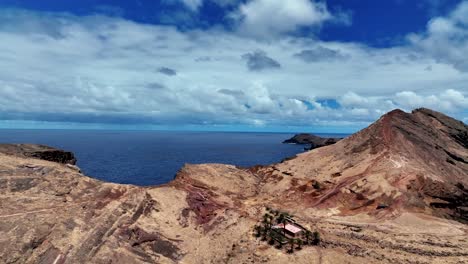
xmin=283 ymin=133 xmax=341 ymax=150
xmin=0 ymin=108 xmax=467 ymax=264
xmin=0 ymin=144 xmax=76 ymax=165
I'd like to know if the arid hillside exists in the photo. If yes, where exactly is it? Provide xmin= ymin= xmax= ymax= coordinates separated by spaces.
xmin=262 ymin=108 xmax=467 ymax=222
xmin=0 ymin=108 xmax=467 ymax=264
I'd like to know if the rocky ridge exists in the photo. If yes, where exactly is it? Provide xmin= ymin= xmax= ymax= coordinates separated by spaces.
xmin=0 ymin=144 xmax=76 ymax=165
xmin=0 ymin=108 xmax=467 ymax=264
xmin=282 ymin=133 xmax=341 ymax=150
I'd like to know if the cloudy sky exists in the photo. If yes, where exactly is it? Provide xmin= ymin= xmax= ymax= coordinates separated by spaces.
xmin=0 ymin=0 xmax=467 ymax=132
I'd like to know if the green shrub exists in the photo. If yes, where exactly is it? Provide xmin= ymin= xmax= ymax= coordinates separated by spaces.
xmin=288 ymin=238 xmax=295 ymax=253
xmin=254 ymin=226 xmax=262 ymax=237
xmin=312 ymin=231 xmax=321 ymax=245
xmin=296 ymin=239 xmax=303 ymax=249
xmin=313 ymin=181 xmax=321 ymax=190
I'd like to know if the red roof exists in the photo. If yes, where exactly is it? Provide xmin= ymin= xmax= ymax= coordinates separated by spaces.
xmin=272 ymin=223 xmax=302 ymax=233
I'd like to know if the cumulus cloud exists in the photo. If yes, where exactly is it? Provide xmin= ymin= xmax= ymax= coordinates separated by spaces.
xmin=395 ymin=89 xmax=468 ymax=112
xmin=0 ymin=7 xmax=466 ymax=131
xmin=242 ymin=50 xmax=281 ymax=71
xmin=339 ymin=92 xmax=370 ymax=108
xmin=232 ymin=0 xmax=332 ymax=38
xmin=337 ymin=89 xmax=468 ymax=118
xmin=409 ymin=1 xmax=468 ymax=71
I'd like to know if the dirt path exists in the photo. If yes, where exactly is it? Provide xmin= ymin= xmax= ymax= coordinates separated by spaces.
xmin=0 ymin=207 xmax=68 ymax=219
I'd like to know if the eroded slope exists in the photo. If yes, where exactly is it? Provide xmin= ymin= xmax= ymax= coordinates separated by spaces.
xmin=0 ymin=108 xmax=467 ymax=264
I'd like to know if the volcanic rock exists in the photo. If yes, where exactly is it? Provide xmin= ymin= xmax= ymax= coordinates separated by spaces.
xmin=0 ymin=108 xmax=467 ymax=264
xmin=283 ymin=133 xmax=342 ymax=150
xmin=0 ymin=144 xmax=76 ymax=164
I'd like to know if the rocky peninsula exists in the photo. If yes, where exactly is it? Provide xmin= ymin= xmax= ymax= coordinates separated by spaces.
xmin=283 ymin=133 xmax=342 ymax=150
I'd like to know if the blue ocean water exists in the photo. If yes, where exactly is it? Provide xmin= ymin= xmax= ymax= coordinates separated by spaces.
xmin=0 ymin=130 xmax=349 ymax=186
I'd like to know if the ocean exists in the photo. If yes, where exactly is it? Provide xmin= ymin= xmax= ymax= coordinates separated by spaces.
xmin=0 ymin=130 xmax=349 ymax=186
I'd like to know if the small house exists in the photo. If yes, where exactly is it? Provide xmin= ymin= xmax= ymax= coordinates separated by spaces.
xmin=272 ymin=223 xmax=303 ymax=237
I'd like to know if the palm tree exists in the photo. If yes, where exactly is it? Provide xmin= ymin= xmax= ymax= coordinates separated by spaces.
xmin=288 ymin=238 xmax=295 ymax=253
xmin=296 ymin=239 xmax=303 ymax=250
xmin=266 ymin=213 xmax=273 ymax=222
xmin=261 ymin=227 xmax=268 ymax=241
xmin=276 ymin=213 xmax=288 ymax=236
xmin=313 ymin=181 xmax=321 ymax=190
xmin=304 ymin=230 xmax=311 ymax=245
xmin=277 ymin=213 xmax=285 ymax=224
xmin=281 ymin=218 xmax=288 ymax=237
xmin=312 ymin=231 xmax=321 ymax=245
xmin=265 ymin=213 xmax=274 ymax=221
xmin=283 ymin=211 xmax=292 ymax=218
xmin=262 ymin=214 xmax=272 ymax=230
xmin=276 ymin=241 xmax=283 ymax=249
xmin=254 ymin=226 xmax=262 ymax=237
xmin=268 ymin=238 xmax=275 ymax=245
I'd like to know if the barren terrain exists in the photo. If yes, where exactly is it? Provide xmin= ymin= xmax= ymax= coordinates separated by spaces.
xmin=0 ymin=108 xmax=467 ymax=263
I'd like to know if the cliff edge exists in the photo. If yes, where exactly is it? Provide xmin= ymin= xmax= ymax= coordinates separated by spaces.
xmin=283 ymin=133 xmax=342 ymax=150
xmin=0 ymin=108 xmax=467 ymax=264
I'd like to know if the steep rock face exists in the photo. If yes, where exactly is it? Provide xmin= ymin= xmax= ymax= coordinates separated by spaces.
xmin=0 ymin=108 xmax=467 ymax=264
xmin=0 ymin=144 xmax=76 ymax=165
xmin=269 ymin=108 xmax=467 ymax=222
xmin=283 ymin=133 xmax=341 ymax=149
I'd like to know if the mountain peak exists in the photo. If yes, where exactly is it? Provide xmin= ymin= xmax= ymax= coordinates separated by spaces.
xmin=384 ymin=108 xmax=406 ymax=116
xmin=273 ymin=108 xmax=467 ymax=222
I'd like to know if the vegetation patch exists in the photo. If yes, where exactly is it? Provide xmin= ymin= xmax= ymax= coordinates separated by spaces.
xmin=253 ymin=207 xmax=321 ymax=254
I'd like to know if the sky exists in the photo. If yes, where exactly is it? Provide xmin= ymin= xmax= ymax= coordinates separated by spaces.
xmin=0 ymin=0 xmax=467 ymax=132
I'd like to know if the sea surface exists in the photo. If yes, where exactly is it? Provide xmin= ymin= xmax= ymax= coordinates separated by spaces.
xmin=0 ymin=130 xmax=349 ymax=186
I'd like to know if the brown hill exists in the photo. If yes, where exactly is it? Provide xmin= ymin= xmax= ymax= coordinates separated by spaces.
xmin=265 ymin=108 xmax=467 ymax=222
xmin=0 ymin=108 xmax=467 ymax=264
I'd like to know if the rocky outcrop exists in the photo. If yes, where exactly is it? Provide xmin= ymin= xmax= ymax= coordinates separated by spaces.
xmin=283 ymin=133 xmax=341 ymax=150
xmin=0 ymin=144 xmax=76 ymax=164
xmin=0 ymin=108 xmax=467 ymax=264
xmin=272 ymin=108 xmax=468 ymax=223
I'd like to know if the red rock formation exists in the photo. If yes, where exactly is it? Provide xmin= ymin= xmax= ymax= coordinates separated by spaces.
xmin=272 ymin=108 xmax=467 ymax=222
xmin=0 ymin=108 xmax=467 ymax=263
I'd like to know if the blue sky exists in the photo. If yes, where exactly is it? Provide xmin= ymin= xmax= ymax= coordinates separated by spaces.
xmin=0 ymin=0 xmax=467 ymax=132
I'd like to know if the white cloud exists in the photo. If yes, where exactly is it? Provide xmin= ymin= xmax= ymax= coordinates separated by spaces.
xmin=409 ymin=1 xmax=468 ymax=72
xmin=181 ymin=0 xmax=204 ymax=11
xmin=350 ymin=108 xmax=370 ymax=116
xmin=451 ymin=1 xmax=468 ymax=24
xmin=0 ymin=7 xmax=466 ymax=131
xmin=342 ymin=89 xmax=468 ymax=114
xmin=339 ymin=92 xmax=369 ymax=108
xmin=179 ymin=0 xmax=238 ymax=11
xmin=232 ymin=0 xmax=332 ymax=38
